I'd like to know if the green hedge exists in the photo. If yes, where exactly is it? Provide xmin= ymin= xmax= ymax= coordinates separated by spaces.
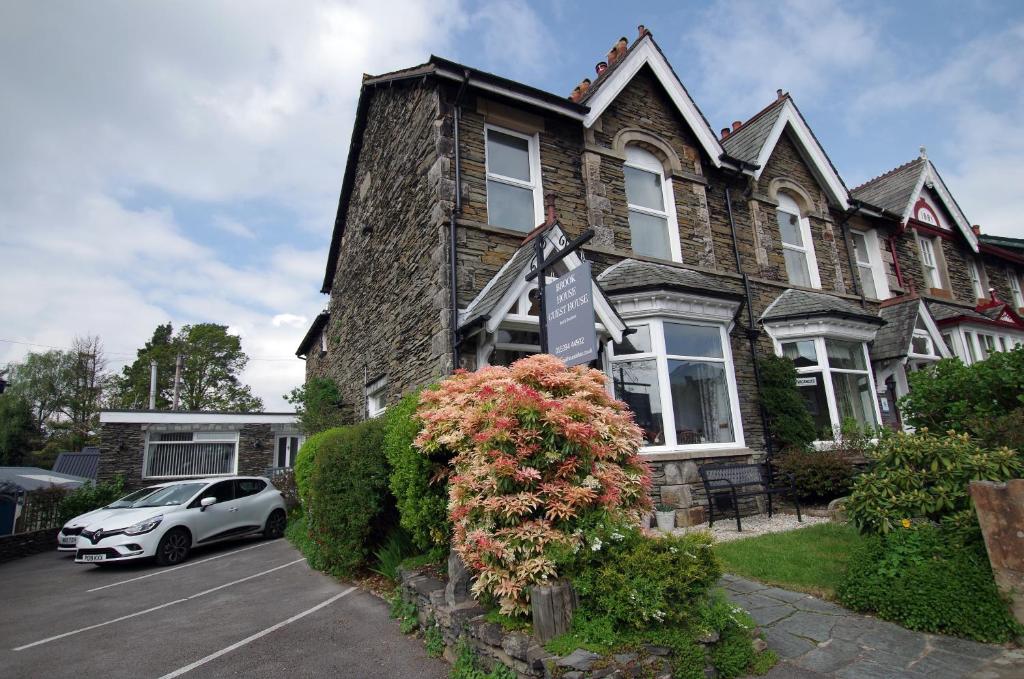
xmin=58 ymin=477 xmax=126 ymax=525
xmin=759 ymin=355 xmax=817 ymax=451
xmin=773 ymin=449 xmax=855 ymax=503
xmin=293 ymin=419 xmax=394 ymax=575
xmin=838 ymin=523 xmax=1022 ymax=643
xmin=382 ymin=391 xmax=451 ymax=552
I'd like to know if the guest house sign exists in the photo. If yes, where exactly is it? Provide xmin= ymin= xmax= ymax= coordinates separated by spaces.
xmin=544 ymin=261 xmax=598 ymax=366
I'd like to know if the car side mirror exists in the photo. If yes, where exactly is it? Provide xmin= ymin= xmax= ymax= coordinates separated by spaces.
xmin=200 ymin=497 xmax=217 ymax=511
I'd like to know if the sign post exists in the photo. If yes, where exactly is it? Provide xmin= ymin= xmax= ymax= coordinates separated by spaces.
xmin=545 ymin=262 xmax=598 ymax=366
xmin=525 ymin=226 xmax=596 ymax=360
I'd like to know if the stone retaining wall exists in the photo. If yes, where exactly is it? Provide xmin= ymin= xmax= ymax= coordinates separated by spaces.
xmin=0 ymin=528 xmax=59 ymax=564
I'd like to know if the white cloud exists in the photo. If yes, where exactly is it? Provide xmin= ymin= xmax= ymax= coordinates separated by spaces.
xmin=272 ymin=314 xmax=308 ymax=329
xmin=213 ymin=216 xmax=257 ymax=239
xmin=469 ymin=0 xmax=553 ymax=82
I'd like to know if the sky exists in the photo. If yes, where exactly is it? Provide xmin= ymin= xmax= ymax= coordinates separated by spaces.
xmin=1 ymin=0 xmax=1022 ymax=410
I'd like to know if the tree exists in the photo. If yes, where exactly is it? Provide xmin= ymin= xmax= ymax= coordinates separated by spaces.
xmin=0 ymin=394 xmax=38 ymax=465
xmin=5 ymin=349 xmax=71 ymax=431
xmin=284 ymin=377 xmax=345 ymax=435
xmin=108 ymin=323 xmax=264 ymax=412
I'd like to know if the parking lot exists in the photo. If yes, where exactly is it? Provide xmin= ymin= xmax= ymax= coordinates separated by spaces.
xmin=0 ymin=537 xmax=449 ymax=678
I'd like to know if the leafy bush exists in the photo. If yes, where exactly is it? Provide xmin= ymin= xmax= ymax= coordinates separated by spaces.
xmin=57 ymin=476 xmax=126 ymax=525
xmin=285 ymin=376 xmax=346 ymax=435
xmin=838 ymin=523 xmax=1022 ymax=642
xmin=295 ymin=419 xmax=395 ymax=575
xmin=387 ymin=591 xmax=418 ymax=634
xmin=773 ymin=449 xmax=855 ymax=503
xmin=759 ymin=355 xmax=817 ymax=451
xmin=416 ymin=355 xmax=652 ymax=615
xmin=450 ymin=639 xmax=517 ymax=679
xmin=899 ymin=348 xmax=1024 ymax=436
xmin=968 ymin=407 xmax=1024 ymax=453
xmin=372 ymin=528 xmax=416 ymax=581
xmin=846 ymin=430 xmax=1022 ymax=534
xmin=384 ymin=390 xmax=451 ymax=552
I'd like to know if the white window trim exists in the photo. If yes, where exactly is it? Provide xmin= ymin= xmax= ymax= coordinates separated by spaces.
xmin=850 ymin=229 xmax=890 ymax=300
xmin=770 ymin=335 xmax=882 ymax=440
xmin=608 ymin=317 xmax=745 ymax=453
xmin=142 ymin=431 xmax=240 ymax=480
xmin=917 ymin=234 xmax=942 ymax=289
xmin=776 ymin=196 xmax=821 ymax=289
xmin=366 ymin=377 xmax=388 ymax=418
xmin=968 ymin=259 xmax=986 ymax=300
xmin=274 ymin=434 xmax=304 ymax=469
xmin=484 ymin=123 xmax=544 ymax=232
xmin=623 ymin=148 xmax=683 ymax=262
xmin=1008 ymin=269 xmax=1024 ymax=308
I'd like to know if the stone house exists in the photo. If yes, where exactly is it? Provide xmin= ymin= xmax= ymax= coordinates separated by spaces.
xmin=97 ymin=411 xmax=301 ymax=489
xmin=297 ymin=28 xmax=1024 ymax=519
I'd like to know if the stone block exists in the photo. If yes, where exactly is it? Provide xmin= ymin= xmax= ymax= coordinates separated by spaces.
xmin=660 ymin=484 xmax=692 ymax=508
xmin=970 ymin=479 xmax=1024 ymax=626
xmin=664 ymin=461 xmax=699 ymax=485
xmin=446 ymin=550 xmax=472 ymax=607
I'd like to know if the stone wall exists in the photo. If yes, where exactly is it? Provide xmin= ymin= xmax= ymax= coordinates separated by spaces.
xmin=0 ymin=528 xmax=59 ymax=564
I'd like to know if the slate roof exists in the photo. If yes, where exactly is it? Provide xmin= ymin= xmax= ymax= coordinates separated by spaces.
xmin=721 ymin=98 xmax=786 ymax=166
xmin=871 ymin=299 xmax=921 ymax=361
xmin=979 ymin=234 xmax=1024 ymax=254
xmin=460 ymin=242 xmax=537 ymax=327
xmin=760 ymin=288 xmax=884 ymax=324
xmin=597 ymin=259 xmax=744 ymax=298
xmin=52 ymin=448 xmax=99 ymax=481
xmin=850 ymin=158 xmax=925 ymax=216
xmin=924 ymin=299 xmax=991 ymax=324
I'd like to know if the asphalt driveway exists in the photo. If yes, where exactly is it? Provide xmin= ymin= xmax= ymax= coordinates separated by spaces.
xmin=0 ymin=537 xmax=449 ymax=679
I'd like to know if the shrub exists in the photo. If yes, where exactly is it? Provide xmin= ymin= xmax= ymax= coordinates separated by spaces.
xmin=759 ymin=355 xmax=817 ymax=451
xmin=773 ymin=449 xmax=855 ymax=503
xmin=372 ymin=528 xmax=416 ymax=581
xmin=899 ymin=348 xmax=1024 ymax=435
xmin=296 ymin=419 xmax=394 ymax=575
xmin=846 ymin=430 xmax=1022 ymax=534
xmin=968 ymin=407 xmax=1024 ymax=453
xmin=284 ymin=376 xmax=346 ymax=435
xmin=838 ymin=523 xmax=1023 ymax=643
xmin=57 ymin=476 xmax=126 ymax=525
xmin=384 ymin=390 xmax=451 ymax=552
xmin=415 ymin=355 xmax=652 ymax=615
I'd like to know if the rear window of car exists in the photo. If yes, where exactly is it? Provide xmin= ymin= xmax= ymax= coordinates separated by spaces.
xmin=235 ymin=479 xmax=266 ymax=498
xmin=132 ymin=483 xmax=206 ymax=507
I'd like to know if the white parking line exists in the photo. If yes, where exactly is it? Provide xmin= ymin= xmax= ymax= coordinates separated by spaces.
xmin=86 ymin=540 xmax=275 ymax=592
xmin=155 ymin=587 xmax=357 ymax=679
xmin=13 ymin=558 xmax=306 ymax=651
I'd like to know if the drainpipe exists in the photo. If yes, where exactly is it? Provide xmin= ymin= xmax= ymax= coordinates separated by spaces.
xmin=723 ymin=183 xmax=775 ymax=463
xmin=449 ymin=70 xmax=470 ymax=371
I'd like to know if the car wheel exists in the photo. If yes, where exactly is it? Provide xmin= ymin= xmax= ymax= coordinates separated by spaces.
xmin=155 ymin=528 xmax=191 ymax=566
xmin=263 ymin=509 xmax=286 ymax=539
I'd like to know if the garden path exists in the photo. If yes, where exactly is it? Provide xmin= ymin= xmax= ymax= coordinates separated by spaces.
xmin=721 ymin=574 xmax=1024 ymax=679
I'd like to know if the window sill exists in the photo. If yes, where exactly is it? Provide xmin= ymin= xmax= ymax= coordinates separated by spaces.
xmin=639 ymin=446 xmax=755 ymax=462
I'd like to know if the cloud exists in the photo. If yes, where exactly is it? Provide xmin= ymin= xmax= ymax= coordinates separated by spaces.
xmin=272 ymin=314 xmax=308 ymax=329
xmin=469 ymin=0 xmax=553 ymax=82
xmin=213 ymin=216 xmax=257 ymax=239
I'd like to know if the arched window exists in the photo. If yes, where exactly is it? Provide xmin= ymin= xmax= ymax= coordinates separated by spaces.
xmin=623 ymin=147 xmax=680 ymax=261
xmin=775 ymin=192 xmax=819 ymax=288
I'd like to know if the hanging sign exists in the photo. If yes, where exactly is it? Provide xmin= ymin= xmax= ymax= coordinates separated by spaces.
xmin=545 ymin=262 xmax=598 ymax=366
xmin=795 ymin=376 xmax=818 ymax=387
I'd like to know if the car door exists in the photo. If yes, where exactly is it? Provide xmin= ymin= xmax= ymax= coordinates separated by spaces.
xmin=189 ymin=480 xmax=241 ymax=543
xmin=233 ymin=479 xmax=268 ymax=531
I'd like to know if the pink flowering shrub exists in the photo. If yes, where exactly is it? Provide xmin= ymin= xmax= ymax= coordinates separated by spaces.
xmin=415 ymin=354 xmax=652 ymax=615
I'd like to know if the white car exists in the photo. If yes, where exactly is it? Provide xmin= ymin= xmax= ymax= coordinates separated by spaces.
xmin=58 ymin=485 xmax=165 ymax=551
xmin=72 ymin=477 xmax=288 ymax=566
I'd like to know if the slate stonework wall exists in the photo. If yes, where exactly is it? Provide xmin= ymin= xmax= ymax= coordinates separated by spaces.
xmin=0 ymin=528 xmax=59 ymax=564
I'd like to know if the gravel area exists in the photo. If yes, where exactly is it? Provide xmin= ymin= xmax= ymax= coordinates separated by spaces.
xmin=669 ymin=513 xmax=831 ymax=543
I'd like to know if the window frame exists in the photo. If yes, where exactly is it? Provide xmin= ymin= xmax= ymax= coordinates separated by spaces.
xmin=1008 ymin=269 xmax=1024 ymax=309
xmin=775 ymin=193 xmax=821 ymax=289
xmin=773 ymin=336 xmax=880 ymax=440
xmin=850 ymin=229 xmax=889 ymax=300
xmin=274 ymin=434 xmax=303 ymax=469
xmin=622 ymin=146 xmax=682 ymax=262
xmin=366 ymin=377 xmax=388 ymax=419
xmin=917 ymin=234 xmax=943 ymax=289
xmin=483 ymin=124 xmax=544 ymax=233
xmin=968 ymin=259 xmax=987 ymax=300
xmin=608 ymin=318 xmax=744 ymax=452
xmin=142 ymin=430 xmax=239 ymax=480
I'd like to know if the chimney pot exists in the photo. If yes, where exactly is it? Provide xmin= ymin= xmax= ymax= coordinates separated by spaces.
xmin=777 ymin=88 xmax=784 ymax=99
xmin=732 ymin=120 xmax=742 ymax=131
xmin=596 ymin=61 xmax=607 ymax=75
xmin=721 ymin=127 xmax=730 ymax=138
xmin=638 ymin=24 xmax=648 ymax=39
xmin=579 ymin=79 xmax=591 ymax=95
xmin=607 ymin=47 xmax=618 ymax=66
xmin=972 ymin=224 xmax=981 ymax=235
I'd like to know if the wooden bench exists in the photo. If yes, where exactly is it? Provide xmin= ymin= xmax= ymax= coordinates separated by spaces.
xmin=698 ymin=462 xmax=801 ymax=532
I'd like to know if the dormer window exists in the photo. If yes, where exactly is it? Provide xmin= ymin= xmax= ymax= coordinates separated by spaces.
xmin=623 ymin=146 xmax=681 ymax=261
xmin=485 ymin=125 xmax=543 ymax=232
xmin=916 ymin=204 xmax=938 ymax=226
xmin=776 ymin=192 xmax=820 ymax=288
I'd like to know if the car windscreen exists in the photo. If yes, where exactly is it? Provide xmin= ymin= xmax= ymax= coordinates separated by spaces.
xmin=105 ymin=486 xmax=162 ymax=508
xmin=131 ymin=483 xmax=206 ymax=507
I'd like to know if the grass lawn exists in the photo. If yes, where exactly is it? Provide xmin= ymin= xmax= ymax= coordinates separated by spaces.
xmin=714 ymin=522 xmax=862 ymax=600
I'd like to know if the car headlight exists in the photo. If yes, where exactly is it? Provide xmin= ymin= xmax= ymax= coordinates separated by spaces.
xmin=124 ymin=515 xmax=163 ymax=535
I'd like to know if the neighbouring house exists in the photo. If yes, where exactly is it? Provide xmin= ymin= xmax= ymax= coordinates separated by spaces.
xmin=96 ymin=410 xmax=301 ymax=490
xmin=0 ymin=467 xmax=89 ymax=536
xmin=298 ymin=26 xmax=1024 ymax=520
xmin=52 ymin=447 xmax=100 ymax=481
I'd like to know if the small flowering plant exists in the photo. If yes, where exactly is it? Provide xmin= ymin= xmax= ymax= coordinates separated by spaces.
xmin=414 ymin=354 xmax=652 ymax=615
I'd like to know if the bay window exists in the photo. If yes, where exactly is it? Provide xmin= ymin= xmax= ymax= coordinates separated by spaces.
xmin=485 ymin=125 xmax=543 ymax=232
xmin=780 ymin=337 xmax=878 ymax=439
xmin=623 ymin=146 xmax=680 ymax=261
xmin=144 ymin=431 xmax=238 ymax=478
xmin=776 ymin=193 xmax=819 ymax=288
xmin=610 ymin=320 xmax=741 ymax=450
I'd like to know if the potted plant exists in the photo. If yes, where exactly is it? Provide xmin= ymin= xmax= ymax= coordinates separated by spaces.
xmin=655 ymin=503 xmax=676 ymax=532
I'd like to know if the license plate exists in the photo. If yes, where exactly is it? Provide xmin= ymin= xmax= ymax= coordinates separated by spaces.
xmin=60 ymin=537 xmax=76 ymax=545
xmin=80 ymin=554 xmax=106 ymax=562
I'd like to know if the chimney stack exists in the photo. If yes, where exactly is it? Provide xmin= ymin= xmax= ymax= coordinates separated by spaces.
xmin=777 ymin=89 xmax=785 ymax=100
xmin=732 ymin=120 xmax=743 ymax=132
